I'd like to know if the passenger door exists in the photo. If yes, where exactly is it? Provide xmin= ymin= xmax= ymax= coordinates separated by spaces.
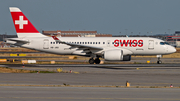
xmin=148 ymin=40 xmax=154 ymax=49
xmin=43 ymin=39 xmax=49 ymax=49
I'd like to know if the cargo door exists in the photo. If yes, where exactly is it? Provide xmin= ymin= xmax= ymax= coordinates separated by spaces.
xmin=43 ymin=39 xmax=49 ymax=49
xmin=148 ymin=40 xmax=154 ymax=49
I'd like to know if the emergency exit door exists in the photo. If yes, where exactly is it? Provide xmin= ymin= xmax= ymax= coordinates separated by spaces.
xmin=148 ymin=40 xmax=154 ymax=49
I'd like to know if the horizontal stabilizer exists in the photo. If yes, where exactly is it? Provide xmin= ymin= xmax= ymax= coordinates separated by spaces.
xmin=5 ymin=38 xmax=29 ymax=43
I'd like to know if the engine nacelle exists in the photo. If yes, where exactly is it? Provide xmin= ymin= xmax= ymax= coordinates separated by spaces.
xmin=104 ymin=49 xmax=123 ymax=61
xmin=123 ymin=55 xmax=131 ymax=61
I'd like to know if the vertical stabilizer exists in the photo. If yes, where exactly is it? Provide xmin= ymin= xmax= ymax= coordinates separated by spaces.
xmin=9 ymin=7 xmax=46 ymax=38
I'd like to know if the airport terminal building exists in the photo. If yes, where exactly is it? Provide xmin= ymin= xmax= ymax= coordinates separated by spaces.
xmin=42 ymin=30 xmax=112 ymax=37
xmin=162 ymin=31 xmax=180 ymax=47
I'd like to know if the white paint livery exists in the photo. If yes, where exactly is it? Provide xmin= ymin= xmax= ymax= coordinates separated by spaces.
xmin=9 ymin=7 xmax=21 ymax=12
xmin=6 ymin=7 xmax=176 ymax=64
xmin=16 ymin=33 xmax=48 ymax=38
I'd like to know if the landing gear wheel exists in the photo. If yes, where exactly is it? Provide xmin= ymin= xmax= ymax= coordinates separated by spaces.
xmin=157 ymin=60 xmax=162 ymax=64
xmin=156 ymin=55 xmax=162 ymax=64
xmin=89 ymin=58 xmax=95 ymax=64
xmin=94 ymin=58 xmax=101 ymax=64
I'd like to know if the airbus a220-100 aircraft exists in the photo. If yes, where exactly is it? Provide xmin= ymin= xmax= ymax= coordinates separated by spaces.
xmin=6 ymin=7 xmax=176 ymax=64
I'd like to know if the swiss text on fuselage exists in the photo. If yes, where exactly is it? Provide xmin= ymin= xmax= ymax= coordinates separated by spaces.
xmin=114 ymin=40 xmax=143 ymax=47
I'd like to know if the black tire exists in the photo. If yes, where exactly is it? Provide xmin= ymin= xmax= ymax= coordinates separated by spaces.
xmin=89 ymin=58 xmax=95 ymax=64
xmin=94 ymin=58 xmax=101 ymax=64
xmin=157 ymin=60 xmax=162 ymax=64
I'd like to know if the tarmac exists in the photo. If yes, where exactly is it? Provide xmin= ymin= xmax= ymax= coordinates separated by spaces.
xmin=1 ymin=63 xmax=180 ymax=87
xmin=0 ymin=86 xmax=180 ymax=101
xmin=0 ymin=63 xmax=180 ymax=101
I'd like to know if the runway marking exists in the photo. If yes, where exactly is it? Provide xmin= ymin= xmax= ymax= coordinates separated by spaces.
xmin=0 ymin=97 xmax=180 ymax=100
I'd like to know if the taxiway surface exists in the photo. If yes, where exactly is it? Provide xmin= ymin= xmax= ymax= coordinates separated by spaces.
xmin=0 ymin=63 xmax=180 ymax=101
xmin=0 ymin=64 xmax=180 ymax=87
xmin=0 ymin=86 xmax=180 ymax=101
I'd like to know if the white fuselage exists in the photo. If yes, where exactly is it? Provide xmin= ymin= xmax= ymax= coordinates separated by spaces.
xmin=7 ymin=37 xmax=176 ymax=56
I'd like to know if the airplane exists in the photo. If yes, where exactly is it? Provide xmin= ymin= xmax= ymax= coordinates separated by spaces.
xmin=6 ymin=7 xmax=176 ymax=64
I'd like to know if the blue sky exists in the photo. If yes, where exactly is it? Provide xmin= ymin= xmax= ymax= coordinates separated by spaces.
xmin=1 ymin=0 xmax=180 ymax=35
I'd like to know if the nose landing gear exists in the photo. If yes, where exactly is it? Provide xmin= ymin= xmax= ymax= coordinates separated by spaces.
xmin=157 ymin=55 xmax=162 ymax=64
xmin=157 ymin=58 xmax=162 ymax=64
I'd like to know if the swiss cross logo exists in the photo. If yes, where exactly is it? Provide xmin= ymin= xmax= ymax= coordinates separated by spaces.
xmin=52 ymin=36 xmax=59 ymax=40
xmin=15 ymin=16 xmax=28 ymax=29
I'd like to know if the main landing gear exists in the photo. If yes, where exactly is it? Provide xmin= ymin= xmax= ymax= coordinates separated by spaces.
xmin=89 ymin=57 xmax=101 ymax=64
xmin=157 ymin=55 xmax=162 ymax=64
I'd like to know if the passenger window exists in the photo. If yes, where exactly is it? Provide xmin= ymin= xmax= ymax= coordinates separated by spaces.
xmin=99 ymin=42 xmax=100 ymax=44
xmin=53 ymin=42 xmax=55 ymax=44
xmin=93 ymin=42 xmax=95 ymax=44
xmin=90 ymin=42 xmax=92 ymax=44
xmin=103 ymin=42 xmax=105 ymax=44
xmin=85 ymin=42 xmax=87 ymax=44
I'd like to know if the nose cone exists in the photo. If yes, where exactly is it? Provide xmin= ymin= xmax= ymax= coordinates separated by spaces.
xmin=168 ymin=46 xmax=176 ymax=54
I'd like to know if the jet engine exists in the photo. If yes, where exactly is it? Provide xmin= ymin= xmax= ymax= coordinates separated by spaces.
xmin=103 ymin=49 xmax=131 ymax=61
xmin=104 ymin=49 xmax=123 ymax=61
xmin=123 ymin=55 xmax=131 ymax=61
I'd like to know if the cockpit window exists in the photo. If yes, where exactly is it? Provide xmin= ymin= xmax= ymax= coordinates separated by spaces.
xmin=160 ymin=42 xmax=165 ymax=45
xmin=165 ymin=42 xmax=169 ymax=45
xmin=160 ymin=42 xmax=169 ymax=45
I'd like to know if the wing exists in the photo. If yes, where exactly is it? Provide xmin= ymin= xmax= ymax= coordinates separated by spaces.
xmin=52 ymin=36 xmax=103 ymax=50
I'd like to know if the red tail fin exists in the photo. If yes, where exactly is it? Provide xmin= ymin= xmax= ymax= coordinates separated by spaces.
xmin=10 ymin=7 xmax=39 ymax=33
xmin=9 ymin=7 xmax=45 ymax=38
